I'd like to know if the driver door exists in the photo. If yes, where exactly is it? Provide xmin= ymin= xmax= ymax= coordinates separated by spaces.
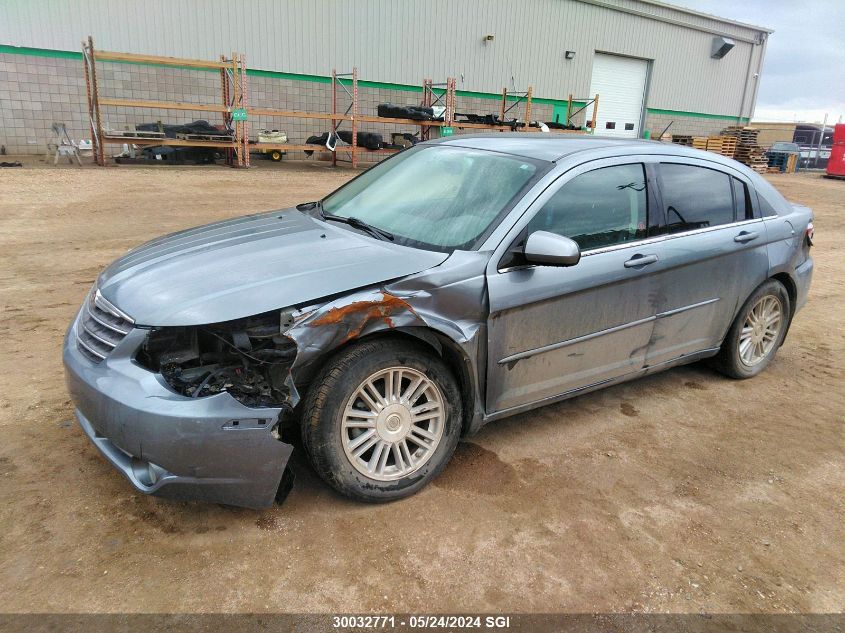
xmin=485 ymin=159 xmax=662 ymax=415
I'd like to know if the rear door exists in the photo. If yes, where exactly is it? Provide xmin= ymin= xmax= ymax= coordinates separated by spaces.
xmin=644 ymin=160 xmax=770 ymax=368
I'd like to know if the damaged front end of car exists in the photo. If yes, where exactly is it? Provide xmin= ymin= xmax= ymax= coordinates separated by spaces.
xmin=63 ymin=301 xmax=321 ymax=509
xmin=63 ymin=228 xmax=490 ymax=510
xmin=137 ymin=309 xmax=303 ymax=409
xmin=126 ymin=308 xmax=321 ymax=506
xmin=63 ymin=203 xmax=489 ymax=509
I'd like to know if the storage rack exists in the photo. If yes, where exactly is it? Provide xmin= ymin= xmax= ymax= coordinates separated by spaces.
xmin=331 ymin=69 xmax=357 ymax=167
xmin=248 ymin=69 xmax=360 ymax=166
xmin=250 ymin=70 xmax=455 ymax=167
xmin=564 ymin=94 xmax=600 ymax=131
xmin=82 ymin=37 xmax=249 ymax=166
xmin=419 ymin=79 xmax=452 ymax=141
xmin=81 ymin=38 xmax=596 ymax=168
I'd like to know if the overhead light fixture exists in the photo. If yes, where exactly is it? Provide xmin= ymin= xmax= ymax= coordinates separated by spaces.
xmin=711 ymin=36 xmax=735 ymax=59
xmin=565 ymin=50 xmax=576 ymax=60
xmin=483 ymin=34 xmax=495 ymax=42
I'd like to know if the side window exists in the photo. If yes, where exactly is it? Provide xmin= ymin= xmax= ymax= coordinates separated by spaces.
xmin=524 ymin=164 xmax=648 ymax=251
xmin=732 ymin=177 xmax=753 ymax=220
xmin=659 ymin=164 xmax=734 ymax=233
xmin=756 ymin=191 xmax=779 ymax=217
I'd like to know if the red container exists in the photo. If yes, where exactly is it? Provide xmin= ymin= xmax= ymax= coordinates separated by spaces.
xmin=828 ymin=123 xmax=845 ymax=177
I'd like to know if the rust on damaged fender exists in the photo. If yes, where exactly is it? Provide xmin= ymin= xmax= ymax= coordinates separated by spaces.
xmin=308 ymin=292 xmax=419 ymax=342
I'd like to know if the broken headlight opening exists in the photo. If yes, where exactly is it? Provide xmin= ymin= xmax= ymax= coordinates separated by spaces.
xmin=136 ymin=310 xmax=298 ymax=408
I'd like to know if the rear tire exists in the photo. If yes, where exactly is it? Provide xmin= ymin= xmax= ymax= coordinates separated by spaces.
xmin=714 ymin=279 xmax=790 ymax=379
xmin=301 ymin=338 xmax=462 ymax=502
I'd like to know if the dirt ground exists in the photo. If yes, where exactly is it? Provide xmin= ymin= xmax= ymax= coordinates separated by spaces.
xmin=0 ymin=158 xmax=842 ymax=614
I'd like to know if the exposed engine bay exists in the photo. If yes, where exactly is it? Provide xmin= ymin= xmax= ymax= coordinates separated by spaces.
xmin=136 ymin=310 xmax=297 ymax=407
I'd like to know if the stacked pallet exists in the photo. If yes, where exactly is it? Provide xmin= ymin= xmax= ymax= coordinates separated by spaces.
xmin=670 ymin=135 xmax=709 ymax=148
xmin=766 ymin=151 xmax=799 ymax=174
xmin=705 ymin=135 xmax=737 ymax=157
xmin=671 ymin=135 xmax=737 ymax=158
xmin=692 ymin=137 xmax=709 ymax=150
xmin=722 ymin=126 xmax=768 ymax=173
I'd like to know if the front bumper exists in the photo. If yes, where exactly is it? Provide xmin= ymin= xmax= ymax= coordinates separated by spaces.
xmin=63 ymin=312 xmax=293 ymax=509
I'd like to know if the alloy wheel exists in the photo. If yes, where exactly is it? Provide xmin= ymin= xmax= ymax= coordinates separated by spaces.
xmin=739 ymin=295 xmax=783 ymax=367
xmin=341 ymin=366 xmax=445 ymax=481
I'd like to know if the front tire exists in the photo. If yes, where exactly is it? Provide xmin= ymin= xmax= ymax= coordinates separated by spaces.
xmin=301 ymin=339 xmax=462 ymax=502
xmin=715 ymin=279 xmax=790 ymax=379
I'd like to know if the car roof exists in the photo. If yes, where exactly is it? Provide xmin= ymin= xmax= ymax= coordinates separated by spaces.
xmin=427 ymin=132 xmax=722 ymax=164
xmin=428 ymin=133 xmax=660 ymax=161
xmin=426 ymin=133 xmax=793 ymax=217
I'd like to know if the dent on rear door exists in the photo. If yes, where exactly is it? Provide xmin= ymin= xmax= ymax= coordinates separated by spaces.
xmin=645 ymin=225 xmax=770 ymax=367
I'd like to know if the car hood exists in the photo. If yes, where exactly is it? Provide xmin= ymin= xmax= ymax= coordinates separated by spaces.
xmin=96 ymin=209 xmax=448 ymax=326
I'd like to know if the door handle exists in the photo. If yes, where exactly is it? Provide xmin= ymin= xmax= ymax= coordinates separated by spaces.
xmin=734 ymin=231 xmax=759 ymax=243
xmin=624 ymin=253 xmax=658 ymax=268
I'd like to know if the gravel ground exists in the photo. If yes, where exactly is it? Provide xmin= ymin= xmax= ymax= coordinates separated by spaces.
xmin=0 ymin=159 xmax=842 ymax=614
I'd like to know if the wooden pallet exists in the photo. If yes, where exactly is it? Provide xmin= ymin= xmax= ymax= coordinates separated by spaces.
xmin=705 ymin=136 xmax=737 ymax=157
xmin=724 ymin=125 xmax=767 ymax=167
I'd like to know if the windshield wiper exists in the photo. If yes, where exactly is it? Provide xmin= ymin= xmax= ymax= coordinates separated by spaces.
xmin=320 ymin=211 xmax=394 ymax=241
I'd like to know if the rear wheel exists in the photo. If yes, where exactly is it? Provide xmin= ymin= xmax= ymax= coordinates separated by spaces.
xmin=301 ymin=339 xmax=462 ymax=501
xmin=269 ymin=149 xmax=283 ymax=162
xmin=714 ymin=280 xmax=790 ymax=379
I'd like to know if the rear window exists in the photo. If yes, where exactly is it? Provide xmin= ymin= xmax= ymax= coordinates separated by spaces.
xmin=659 ymin=164 xmax=734 ymax=232
xmin=757 ymin=191 xmax=779 ymax=217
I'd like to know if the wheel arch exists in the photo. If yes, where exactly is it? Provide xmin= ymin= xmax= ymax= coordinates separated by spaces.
xmin=294 ymin=327 xmax=482 ymax=437
xmin=724 ymin=273 xmax=797 ymax=348
xmin=770 ymin=271 xmax=797 ymax=342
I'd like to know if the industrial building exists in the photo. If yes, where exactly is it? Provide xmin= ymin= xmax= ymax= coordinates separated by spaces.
xmin=0 ymin=0 xmax=772 ymax=157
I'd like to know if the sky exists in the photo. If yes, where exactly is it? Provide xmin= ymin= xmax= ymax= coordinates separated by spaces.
xmin=670 ymin=0 xmax=845 ymax=123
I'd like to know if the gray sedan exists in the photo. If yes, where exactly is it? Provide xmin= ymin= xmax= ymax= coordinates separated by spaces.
xmin=63 ymin=135 xmax=814 ymax=508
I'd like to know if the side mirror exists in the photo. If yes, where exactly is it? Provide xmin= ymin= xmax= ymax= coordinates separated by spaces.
xmin=523 ymin=230 xmax=581 ymax=266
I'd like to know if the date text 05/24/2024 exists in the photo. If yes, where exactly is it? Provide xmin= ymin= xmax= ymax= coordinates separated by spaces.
xmin=332 ymin=615 xmax=511 ymax=629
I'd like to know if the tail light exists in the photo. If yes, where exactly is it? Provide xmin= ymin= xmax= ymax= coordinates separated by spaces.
xmin=805 ymin=222 xmax=814 ymax=246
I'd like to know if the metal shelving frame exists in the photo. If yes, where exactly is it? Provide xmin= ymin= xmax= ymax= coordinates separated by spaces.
xmin=565 ymin=94 xmax=601 ymax=132
xmin=252 ymin=71 xmax=456 ymax=165
xmin=82 ymin=36 xmax=249 ymax=166
xmin=81 ymin=36 xmax=597 ymax=168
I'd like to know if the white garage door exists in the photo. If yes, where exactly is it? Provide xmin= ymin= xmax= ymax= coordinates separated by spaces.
xmin=589 ymin=53 xmax=648 ymax=138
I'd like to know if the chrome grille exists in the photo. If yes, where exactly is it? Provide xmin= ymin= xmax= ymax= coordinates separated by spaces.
xmin=76 ymin=288 xmax=134 ymax=363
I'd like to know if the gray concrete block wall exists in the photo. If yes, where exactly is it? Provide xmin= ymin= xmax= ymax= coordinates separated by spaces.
xmin=644 ymin=112 xmax=740 ymax=140
xmin=1 ymin=51 xmax=560 ymax=161
xmin=0 ymin=54 xmax=90 ymax=155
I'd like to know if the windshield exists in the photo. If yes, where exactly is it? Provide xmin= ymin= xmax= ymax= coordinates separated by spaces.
xmin=321 ymin=145 xmax=541 ymax=251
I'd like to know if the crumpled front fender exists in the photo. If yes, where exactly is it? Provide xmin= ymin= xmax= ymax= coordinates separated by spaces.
xmin=284 ymin=250 xmax=490 ymax=434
